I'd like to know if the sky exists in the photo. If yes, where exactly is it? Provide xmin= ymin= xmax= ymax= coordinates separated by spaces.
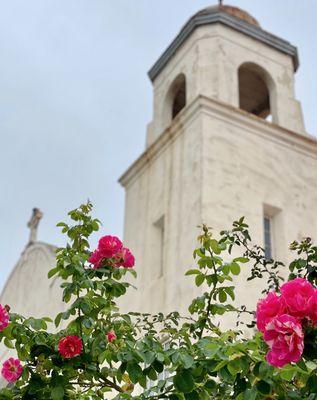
xmin=0 ymin=0 xmax=317 ymax=292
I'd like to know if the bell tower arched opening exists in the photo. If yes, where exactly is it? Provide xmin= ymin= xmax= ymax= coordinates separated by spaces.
xmin=162 ymin=73 xmax=187 ymax=128
xmin=238 ymin=63 xmax=275 ymax=122
xmin=172 ymin=75 xmax=186 ymax=119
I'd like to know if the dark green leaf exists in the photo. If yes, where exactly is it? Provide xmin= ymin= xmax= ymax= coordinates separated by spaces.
xmin=174 ymin=369 xmax=195 ymax=393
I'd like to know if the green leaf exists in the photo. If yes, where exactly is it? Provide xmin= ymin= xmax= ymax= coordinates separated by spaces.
xmin=153 ymin=360 xmax=164 ymax=373
xmin=206 ymin=274 xmax=217 ymax=287
xmin=169 ymin=395 xmax=181 ymax=400
xmin=256 ymin=380 xmax=271 ymax=395
xmin=80 ymin=300 xmax=92 ymax=314
xmin=4 ymin=338 xmax=14 ymax=349
xmin=210 ymin=304 xmax=229 ymax=315
xmin=174 ymin=369 xmax=195 ymax=393
xmin=56 ymin=222 xmax=68 ymax=228
xmin=227 ymin=359 xmax=242 ymax=376
xmin=179 ymin=352 xmax=194 ymax=369
xmin=280 ymin=366 xmax=296 ymax=381
xmin=27 ymin=318 xmax=47 ymax=331
xmin=203 ymin=342 xmax=220 ymax=357
xmin=306 ymin=374 xmax=317 ymax=393
xmin=92 ymin=220 xmax=100 ymax=231
xmin=156 ymin=352 xmax=165 ymax=363
xmin=233 ymin=257 xmax=249 ymax=263
xmin=98 ymin=350 xmax=109 ymax=365
xmin=219 ymin=290 xmax=227 ymax=303
xmin=126 ymin=363 xmax=143 ymax=384
xmin=195 ymin=274 xmax=205 ymax=287
xmin=213 ymin=360 xmax=227 ymax=372
xmin=296 ymin=358 xmax=308 ymax=372
xmin=139 ymin=373 xmax=147 ymax=389
xmin=185 ymin=391 xmax=199 ymax=400
xmin=144 ymin=351 xmax=155 ymax=365
xmin=51 ymin=386 xmax=64 ymax=400
xmin=210 ymin=240 xmax=221 ymax=255
xmin=185 ymin=269 xmax=201 ymax=276
xmin=230 ymin=262 xmax=241 ymax=275
xmin=48 ymin=267 xmax=59 ymax=279
xmin=55 ymin=313 xmax=62 ymax=327
xmin=258 ymin=362 xmax=273 ymax=380
xmin=205 ymin=379 xmax=216 ymax=391
xmin=243 ymin=387 xmax=257 ymax=400
xmin=148 ymin=367 xmax=157 ymax=381
xmin=224 ymin=286 xmax=235 ymax=301
xmin=221 ymin=264 xmax=230 ymax=275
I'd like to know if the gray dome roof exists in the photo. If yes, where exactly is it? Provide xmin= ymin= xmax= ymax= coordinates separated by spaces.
xmin=195 ymin=4 xmax=260 ymax=27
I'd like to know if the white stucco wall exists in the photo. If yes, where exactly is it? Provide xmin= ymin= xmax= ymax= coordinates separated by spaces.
xmin=121 ymin=100 xmax=203 ymax=314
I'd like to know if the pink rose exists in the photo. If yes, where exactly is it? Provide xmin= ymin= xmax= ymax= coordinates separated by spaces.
xmin=98 ymin=235 xmax=123 ymax=258
xmin=88 ymin=249 xmax=103 ymax=269
xmin=106 ymin=331 xmax=117 ymax=343
xmin=264 ymin=314 xmax=304 ymax=368
xmin=88 ymin=236 xmax=134 ymax=270
xmin=121 ymin=248 xmax=135 ymax=268
xmin=1 ymin=358 xmax=23 ymax=382
xmin=58 ymin=335 xmax=83 ymax=359
xmin=115 ymin=247 xmax=135 ymax=269
xmin=88 ymin=236 xmax=124 ymax=269
xmin=256 ymin=292 xmax=287 ymax=333
xmin=0 ymin=304 xmax=9 ymax=332
xmin=280 ymin=278 xmax=315 ymax=318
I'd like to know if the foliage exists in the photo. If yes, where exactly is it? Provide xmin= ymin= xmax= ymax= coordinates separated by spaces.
xmin=0 ymin=205 xmax=317 ymax=399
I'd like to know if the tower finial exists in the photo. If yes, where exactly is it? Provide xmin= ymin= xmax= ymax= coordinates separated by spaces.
xmin=219 ymin=0 xmax=223 ymax=5
xmin=27 ymin=208 xmax=43 ymax=244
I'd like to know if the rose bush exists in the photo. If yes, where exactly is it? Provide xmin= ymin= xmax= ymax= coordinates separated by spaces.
xmin=0 ymin=203 xmax=317 ymax=399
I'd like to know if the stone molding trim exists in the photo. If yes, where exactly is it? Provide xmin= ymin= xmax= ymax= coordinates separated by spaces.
xmin=148 ymin=10 xmax=299 ymax=81
xmin=119 ymin=96 xmax=317 ymax=187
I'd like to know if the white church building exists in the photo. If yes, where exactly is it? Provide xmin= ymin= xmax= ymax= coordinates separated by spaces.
xmin=119 ymin=4 xmax=317 ymax=315
xmin=1 ymin=3 xmax=317 ymax=356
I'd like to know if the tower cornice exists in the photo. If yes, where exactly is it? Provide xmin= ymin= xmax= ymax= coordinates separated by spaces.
xmin=119 ymin=96 xmax=317 ymax=187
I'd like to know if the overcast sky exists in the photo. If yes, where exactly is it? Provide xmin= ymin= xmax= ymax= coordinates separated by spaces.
xmin=0 ymin=0 xmax=316 ymax=292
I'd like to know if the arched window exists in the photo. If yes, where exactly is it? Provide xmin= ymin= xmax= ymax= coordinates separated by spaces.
xmin=172 ymin=76 xmax=186 ymax=119
xmin=162 ymin=74 xmax=187 ymax=129
xmin=238 ymin=63 xmax=274 ymax=121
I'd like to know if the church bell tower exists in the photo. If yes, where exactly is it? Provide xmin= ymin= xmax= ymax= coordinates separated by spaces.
xmin=119 ymin=4 xmax=317 ymax=315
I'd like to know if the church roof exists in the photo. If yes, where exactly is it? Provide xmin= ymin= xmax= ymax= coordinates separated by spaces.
xmin=0 ymin=241 xmax=57 ymax=305
xmin=0 ymin=209 xmax=62 ymax=320
xmin=148 ymin=4 xmax=299 ymax=81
